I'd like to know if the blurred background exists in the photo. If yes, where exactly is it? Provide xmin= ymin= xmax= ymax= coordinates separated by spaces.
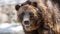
xmin=0 ymin=0 xmax=27 ymax=34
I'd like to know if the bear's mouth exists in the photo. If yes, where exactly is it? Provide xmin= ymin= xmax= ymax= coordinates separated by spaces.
xmin=23 ymin=24 xmax=38 ymax=32
xmin=24 ymin=25 xmax=30 ymax=30
xmin=26 ymin=25 xmax=30 ymax=28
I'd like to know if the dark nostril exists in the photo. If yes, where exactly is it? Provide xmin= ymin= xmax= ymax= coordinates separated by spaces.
xmin=24 ymin=21 xmax=29 ymax=25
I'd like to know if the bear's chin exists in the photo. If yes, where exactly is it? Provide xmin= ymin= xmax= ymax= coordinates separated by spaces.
xmin=24 ymin=25 xmax=39 ymax=32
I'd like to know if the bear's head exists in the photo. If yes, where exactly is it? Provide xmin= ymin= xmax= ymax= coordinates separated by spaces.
xmin=15 ymin=2 xmax=43 ymax=32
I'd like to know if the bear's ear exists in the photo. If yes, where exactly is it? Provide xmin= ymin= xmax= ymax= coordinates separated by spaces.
xmin=15 ymin=4 xmax=21 ymax=11
xmin=32 ymin=2 xmax=37 ymax=7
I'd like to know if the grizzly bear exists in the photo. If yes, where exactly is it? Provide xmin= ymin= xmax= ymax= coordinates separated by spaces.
xmin=15 ymin=0 xmax=60 ymax=34
xmin=15 ymin=1 xmax=43 ymax=34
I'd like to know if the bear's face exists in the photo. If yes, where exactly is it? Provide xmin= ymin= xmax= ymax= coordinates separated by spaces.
xmin=15 ymin=2 xmax=41 ymax=31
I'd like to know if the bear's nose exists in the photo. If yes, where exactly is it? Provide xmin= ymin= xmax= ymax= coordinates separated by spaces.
xmin=24 ymin=21 xmax=30 ymax=25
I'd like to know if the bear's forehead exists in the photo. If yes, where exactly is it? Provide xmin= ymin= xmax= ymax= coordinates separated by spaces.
xmin=17 ymin=4 xmax=38 ymax=16
xmin=19 ymin=4 xmax=36 ymax=10
xmin=18 ymin=5 xmax=36 ymax=12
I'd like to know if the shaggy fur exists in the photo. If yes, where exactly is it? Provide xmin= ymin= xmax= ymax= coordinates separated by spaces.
xmin=35 ymin=0 xmax=60 ymax=34
xmin=15 ymin=0 xmax=60 ymax=34
xmin=15 ymin=2 xmax=43 ymax=34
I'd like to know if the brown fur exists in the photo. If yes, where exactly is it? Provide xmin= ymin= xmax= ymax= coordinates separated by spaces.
xmin=15 ymin=0 xmax=60 ymax=34
xmin=17 ymin=4 xmax=39 ymax=31
xmin=36 ymin=0 xmax=60 ymax=34
xmin=15 ymin=3 xmax=43 ymax=34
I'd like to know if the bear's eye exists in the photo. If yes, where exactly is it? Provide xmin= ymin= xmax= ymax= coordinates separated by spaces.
xmin=18 ymin=12 xmax=25 ymax=20
xmin=29 ymin=12 xmax=34 ymax=20
xmin=18 ymin=14 xmax=23 ymax=20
